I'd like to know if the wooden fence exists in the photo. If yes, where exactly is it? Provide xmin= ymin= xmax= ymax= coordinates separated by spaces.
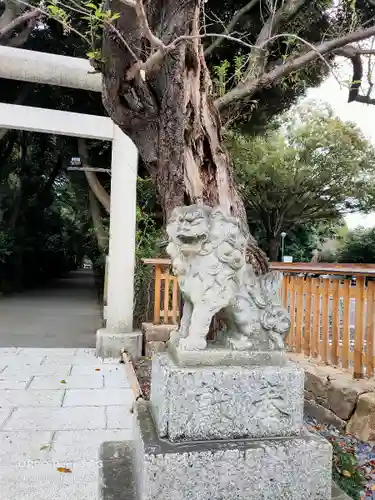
xmin=142 ymin=259 xmax=375 ymax=378
xmin=142 ymin=259 xmax=180 ymax=325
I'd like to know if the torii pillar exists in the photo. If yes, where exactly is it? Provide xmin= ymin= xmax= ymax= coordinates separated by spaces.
xmin=96 ymin=126 xmax=142 ymax=360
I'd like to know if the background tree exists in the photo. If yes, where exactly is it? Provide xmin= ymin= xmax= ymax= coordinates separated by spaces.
xmin=0 ymin=131 xmax=88 ymax=291
xmin=336 ymin=227 xmax=375 ymax=264
xmin=228 ymin=104 xmax=375 ymax=260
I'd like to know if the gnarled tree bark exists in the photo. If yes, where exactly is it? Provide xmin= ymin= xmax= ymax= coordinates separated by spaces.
xmin=102 ymin=0 xmax=268 ymax=273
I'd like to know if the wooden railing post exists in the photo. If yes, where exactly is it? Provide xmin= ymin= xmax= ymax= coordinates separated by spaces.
xmin=312 ymin=280 xmax=320 ymax=359
xmin=153 ymin=263 xmax=162 ymax=324
xmin=163 ymin=270 xmax=170 ymax=324
xmin=295 ymin=277 xmax=304 ymax=353
xmin=172 ymin=278 xmax=178 ymax=324
xmin=289 ymin=277 xmax=296 ymax=350
xmin=342 ymin=279 xmax=350 ymax=371
xmin=354 ymin=276 xmax=366 ymax=379
xmin=304 ymin=277 xmax=312 ymax=357
xmin=366 ymin=280 xmax=375 ymax=377
xmin=331 ymin=279 xmax=340 ymax=367
xmin=321 ymin=278 xmax=330 ymax=364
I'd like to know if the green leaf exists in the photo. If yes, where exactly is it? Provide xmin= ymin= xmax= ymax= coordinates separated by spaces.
xmin=85 ymin=3 xmax=97 ymax=8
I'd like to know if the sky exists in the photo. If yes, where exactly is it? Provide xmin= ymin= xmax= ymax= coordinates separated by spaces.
xmin=305 ymin=56 xmax=375 ymax=230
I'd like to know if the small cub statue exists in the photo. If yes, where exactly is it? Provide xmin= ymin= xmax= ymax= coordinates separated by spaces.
xmin=166 ymin=205 xmax=290 ymax=351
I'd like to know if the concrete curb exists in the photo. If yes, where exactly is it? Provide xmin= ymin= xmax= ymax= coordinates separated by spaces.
xmin=120 ymin=350 xmax=143 ymax=401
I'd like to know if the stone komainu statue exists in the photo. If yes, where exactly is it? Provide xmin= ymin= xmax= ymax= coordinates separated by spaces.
xmin=166 ymin=205 xmax=291 ymax=351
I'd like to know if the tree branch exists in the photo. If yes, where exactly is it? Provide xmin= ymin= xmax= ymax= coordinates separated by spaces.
xmin=351 ymin=94 xmax=375 ymax=105
xmin=335 ymin=46 xmax=363 ymax=103
xmin=0 ymin=0 xmax=25 ymax=30
xmin=88 ymin=188 xmax=108 ymax=253
xmin=216 ymin=23 xmax=375 ymax=111
xmin=77 ymin=139 xmax=110 ymax=213
xmin=244 ymin=0 xmax=306 ymax=78
xmin=255 ymin=0 xmax=306 ymax=48
xmin=7 ymin=16 xmax=38 ymax=47
xmin=204 ymin=0 xmax=260 ymax=57
xmin=118 ymin=0 xmax=136 ymax=7
xmin=134 ymin=0 xmax=165 ymax=49
xmin=0 ymin=8 xmax=40 ymax=40
xmin=335 ymin=45 xmax=375 ymax=103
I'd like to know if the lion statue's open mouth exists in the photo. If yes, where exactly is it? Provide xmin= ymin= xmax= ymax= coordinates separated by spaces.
xmin=177 ymin=234 xmax=206 ymax=243
xmin=177 ymin=234 xmax=208 ymax=253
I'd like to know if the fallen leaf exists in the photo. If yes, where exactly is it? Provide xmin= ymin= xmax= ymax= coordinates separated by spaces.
xmin=95 ymin=368 xmax=101 ymax=372
xmin=40 ymin=445 xmax=50 ymax=451
xmin=60 ymin=380 xmax=67 ymax=384
xmin=342 ymin=470 xmax=351 ymax=478
xmin=57 ymin=467 xmax=72 ymax=473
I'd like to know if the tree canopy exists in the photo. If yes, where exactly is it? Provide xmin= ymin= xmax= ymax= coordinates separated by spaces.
xmin=228 ymin=104 xmax=375 ymax=260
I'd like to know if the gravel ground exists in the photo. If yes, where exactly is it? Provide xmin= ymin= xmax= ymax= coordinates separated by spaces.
xmin=134 ymin=356 xmax=152 ymax=400
xmin=305 ymin=415 xmax=375 ymax=500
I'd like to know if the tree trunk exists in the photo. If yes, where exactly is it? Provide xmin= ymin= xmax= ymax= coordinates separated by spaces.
xmin=102 ymin=0 xmax=268 ymax=274
xmin=268 ymin=236 xmax=280 ymax=262
xmin=88 ymin=188 xmax=108 ymax=253
xmin=78 ymin=139 xmax=110 ymax=214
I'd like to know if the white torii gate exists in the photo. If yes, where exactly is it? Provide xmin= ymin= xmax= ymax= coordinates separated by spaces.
xmin=0 ymin=46 xmax=141 ymax=358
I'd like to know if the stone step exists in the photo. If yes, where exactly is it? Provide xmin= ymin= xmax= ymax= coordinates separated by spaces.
xmin=99 ymin=401 xmax=333 ymax=500
xmin=100 ymin=442 xmax=350 ymax=500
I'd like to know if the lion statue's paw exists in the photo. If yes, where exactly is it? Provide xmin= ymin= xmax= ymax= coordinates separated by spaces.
xmin=178 ymin=337 xmax=207 ymax=351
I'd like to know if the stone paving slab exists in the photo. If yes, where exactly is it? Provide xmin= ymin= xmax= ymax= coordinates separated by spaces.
xmin=50 ymin=429 xmax=134 ymax=462
xmin=107 ymin=406 xmax=136 ymax=430
xmin=2 ymin=364 xmax=74 ymax=377
xmin=1 ymin=389 xmax=65 ymax=407
xmin=0 ymin=348 xmax=135 ymax=499
xmin=0 ymin=376 xmax=31 ymax=389
xmin=63 ymin=388 xmax=133 ymax=407
xmin=4 ymin=406 xmax=107 ymax=431
xmin=70 ymin=364 xmax=125 ymax=376
xmin=29 ymin=374 xmax=104 ymax=390
xmin=0 ymin=462 xmax=99 ymax=500
xmin=0 ymin=431 xmax=54 ymax=464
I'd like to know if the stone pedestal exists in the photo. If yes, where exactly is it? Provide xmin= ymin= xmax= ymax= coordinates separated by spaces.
xmin=150 ymin=352 xmax=304 ymax=441
xmin=101 ymin=348 xmax=332 ymax=500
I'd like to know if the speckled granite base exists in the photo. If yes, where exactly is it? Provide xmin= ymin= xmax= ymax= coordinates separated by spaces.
xmin=150 ymin=352 xmax=304 ymax=441
xmin=127 ymin=402 xmax=332 ymax=500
